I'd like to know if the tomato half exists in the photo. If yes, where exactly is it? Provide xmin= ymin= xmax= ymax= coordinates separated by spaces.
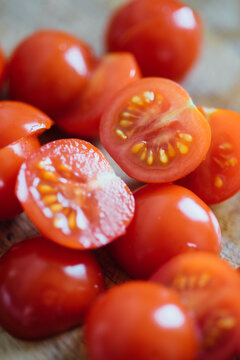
xmin=16 ymin=139 xmax=135 ymax=249
xmin=109 ymin=184 xmax=221 ymax=278
xmin=8 ymin=30 xmax=97 ymax=116
xmin=0 ymin=44 xmax=5 ymax=90
xmin=85 ymin=281 xmax=198 ymax=360
xmin=55 ymin=52 xmax=141 ymax=138
xmin=100 ymin=78 xmax=211 ymax=183
xmin=0 ymin=236 xmax=104 ymax=340
xmin=105 ymin=0 xmax=203 ymax=81
xmin=178 ymin=107 xmax=240 ymax=204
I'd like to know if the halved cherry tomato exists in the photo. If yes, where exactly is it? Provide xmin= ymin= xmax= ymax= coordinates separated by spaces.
xmin=0 ymin=136 xmax=40 ymax=220
xmin=100 ymin=78 xmax=211 ymax=183
xmin=178 ymin=107 xmax=240 ymax=204
xmin=106 ymin=0 xmax=203 ymax=81
xmin=55 ymin=52 xmax=141 ymax=138
xmin=0 ymin=101 xmax=53 ymax=148
xmin=0 ymin=44 xmax=5 ymax=90
xmin=85 ymin=281 xmax=198 ymax=360
xmin=109 ymin=184 xmax=221 ymax=278
xmin=16 ymin=139 xmax=135 ymax=249
xmin=0 ymin=236 xmax=104 ymax=340
xmin=8 ymin=30 xmax=97 ymax=116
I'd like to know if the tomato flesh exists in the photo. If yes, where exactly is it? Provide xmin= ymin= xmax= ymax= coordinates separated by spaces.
xmin=55 ymin=52 xmax=141 ymax=138
xmin=16 ymin=139 xmax=135 ymax=249
xmin=85 ymin=281 xmax=198 ymax=360
xmin=100 ymin=78 xmax=211 ymax=183
xmin=0 ymin=236 xmax=104 ymax=340
xmin=178 ymin=107 xmax=240 ymax=204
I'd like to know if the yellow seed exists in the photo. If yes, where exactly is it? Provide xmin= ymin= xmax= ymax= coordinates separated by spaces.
xmin=121 ymin=111 xmax=135 ymax=118
xmin=214 ymin=175 xmax=223 ymax=188
xmin=37 ymin=184 xmax=55 ymax=194
xmin=159 ymin=149 xmax=168 ymax=164
xmin=217 ymin=317 xmax=236 ymax=329
xmin=173 ymin=276 xmax=187 ymax=290
xmin=50 ymin=203 xmax=63 ymax=212
xmin=68 ymin=212 xmax=76 ymax=230
xmin=178 ymin=133 xmax=193 ymax=142
xmin=176 ymin=142 xmax=189 ymax=155
xmin=143 ymin=91 xmax=154 ymax=103
xmin=119 ymin=120 xmax=133 ymax=127
xmin=37 ymin=161 xmax=48 ymax=169
xmin=198 ymin=273 xmax=211 ymax=288
xmin=115 ymin=129 xmax=128 ymax=140
xmin=168 ymin=143 xmax=176 ymax=157
xmin=226 ymin=157 xmax=238 ymax=166
xmin=156 ymin=93 xmax=163 ymax=104
xmin=42 ymin=171 xmax=58 ymax=182
xmin=147 ymin=150 xmax=154 ymax=165
xmin=213 ymin=157 xmax=225 ymax=168
xmin=43 ymin=195 xmax=58 ymax=205
xmin=58 ymin=163 xmax=71 ymax=172
xmin=132 ymin=142 xmax=145 ymax=154
xmin=140 ymin=148 xmax=147 ymax=160
xmin=131 ymin=95 xmax=143 ymax=105
xmin=219 ymin=142 xmax=232 ymax=150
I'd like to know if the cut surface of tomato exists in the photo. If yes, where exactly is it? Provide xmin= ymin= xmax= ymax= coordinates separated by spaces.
xmin=178 ymin=107 xmax=240 ymax=204
xmin=55 ymin=52 xmax=141 ymax=138
xmin=100 ymin=78 xmax=211 ymax=183
xmin=16 ymin=139 xmax=135 ymax=249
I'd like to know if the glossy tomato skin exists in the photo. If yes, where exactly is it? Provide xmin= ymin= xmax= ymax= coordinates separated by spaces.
xmin=16 ymin=139 xmax=135 ymax=250
xmin=100 ymin=77 xmax=211 ymax=183
xmin=85 ymin=281 xmax=198 ymax=360
xmin=109 ymin=184 xmax=221 ymax=278
xmin=8 ymin=30 xmax=97 ymax=116
xmin=55 ymin=52 xmax=141 ymax=138
xmin=0 ymin=236 xmax=104 ymax=340
xmin=0 ymin=44 xmax=5 ymax=90
xmin=106 ymin=0 xmax=203 ymax=81
xmin=0 ymin=136 xmax=40 ymax=220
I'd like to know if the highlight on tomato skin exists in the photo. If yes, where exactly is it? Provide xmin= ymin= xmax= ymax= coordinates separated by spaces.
xmin=109 ymin=183 xmax=222 ymax=279
xmin=100 ymin=77 xmax=211 ymax=183
xmin=178 ymin=106 xmax=240 ymax=205
xmin=15 ymin=138 xmax=135 ymax=250
xmin=85 ymin=281 xmax=199 ymax=360
xmin=55 ymin=52 xmax=141 ymax=138
xmin=8 ymin=29 xmax=97 ymax=116
xmin=0 ymin=236 xmax=104 ymax=340
xmin=105 ymin=0 xmax=203 ymax=81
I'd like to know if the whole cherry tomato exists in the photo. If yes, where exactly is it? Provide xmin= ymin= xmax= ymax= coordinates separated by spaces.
xmin=106 ymin=0 xmax=203 ymax=81
xmin=8 ymin=30 xmax=97 ymax=116
xmin=0 ymin=44 xmax=5 ymax=90
xmin=55 ymin=52 xmax=141 ymax=138
xmin=16 ymin=139 xmax=135 ymax=249
xmin=178 ymin=107 xmax=240 ymax=204
xmin=0 ymin=236 xmax=104 ymax=340
xmin=100 ymin=78 xmax=211 ymax=183
xmin=109 ymin=184 xmax=221 ymax=278
xmin=85 ymin=281 xmax=198 ymax=360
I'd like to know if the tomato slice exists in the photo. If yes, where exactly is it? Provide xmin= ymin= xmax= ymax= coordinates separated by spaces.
xmin=178 ymin=107 xmax=240 ymax=204
xmin=16 ymin=139 xmax=135 ymax=249
xmin=55 ymin=53 xmax=141 ymax=138
xmin=100 ymin=78 xmax=211 ymax=183
xmin=0 ymin=136 xmax=40 ymax=220
xmin=0 ymin=101 xmax=53 ymax=148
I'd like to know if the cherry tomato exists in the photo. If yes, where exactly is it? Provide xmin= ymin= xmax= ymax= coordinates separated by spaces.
xmin=55 ymin=52 xmax=141 ymax=138
xmin=8 ymin=30 xmax=97 ymax=116
xmin=178 ymin=107 xmax=240 ymax=204
xmin=100 ymin=78 xmax=211 ymax=183
xmin=0 ymin=101 xmax=53 ymax=148
xmin=85 ymin=281 xmax=198 ymax=360
xmin=0 ymin=236 xmax=104 ymax=340
xmin=0 ymin=136 xmax=40 ymax=220
xmin=16 ymin=139 xmax=135 ymax=249
xmin=106 ymin=0 xmax=203 ymax=81
xmin=0 ymin=44 xmax=5 ymax=90
xmin=109 ymin=184 xmax=221 ymax=278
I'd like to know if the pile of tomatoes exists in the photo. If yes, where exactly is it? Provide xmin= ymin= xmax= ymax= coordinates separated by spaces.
xmin=0 ymin=0 xmax=240 ymax=359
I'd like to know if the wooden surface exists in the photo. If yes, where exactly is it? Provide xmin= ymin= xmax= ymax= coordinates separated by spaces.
xmin=1 ymin=0 xmax=240 ymax=358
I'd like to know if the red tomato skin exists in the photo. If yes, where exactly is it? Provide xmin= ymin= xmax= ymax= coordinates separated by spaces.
xmin=0 ymin=236 xmax=104 ymax=340
xmin=0 ymin=136 xmax=40 ymax=220
xmin=85 ymin=281 xmax=198 ymax=360
xmin=55 ymin=52 xmax=141 ymax=138
xmin=8 ymin=30 xmax=97 ymax=116
xmin=106 ymin=0 xmax=203 ymax=81
xmin=109 ymin=184 xmax=221 ymax=278
xmin=0 ymin=45 xmax=5 ymax=90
